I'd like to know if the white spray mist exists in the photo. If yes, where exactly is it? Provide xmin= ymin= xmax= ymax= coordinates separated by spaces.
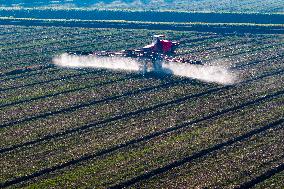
xmin=53 ymin=53 xmax=238 ymax=85
xmin=53 ymin=53 xmax=141 ymax=71
xmin=162 ymin=62 xmax=238 ymax=85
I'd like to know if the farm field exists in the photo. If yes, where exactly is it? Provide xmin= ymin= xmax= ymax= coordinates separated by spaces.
xmin=0 ymin=0 xmax=283 ymax=13
xmin=0 ymin=23 xmax=284 ymax=189
xmin=0 ymin=8 xmax=283 ymax=36
xmin=1 ymin=9 xmax=284 ymax=25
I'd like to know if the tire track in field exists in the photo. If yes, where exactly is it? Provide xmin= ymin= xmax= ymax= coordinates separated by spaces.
xmin=233 ymin=54 xmax=284 ymax=69
xmin=1 ymin=38 xmax=274 ymax=74
xmin=155 ymin=39 xmax=280 ymax=71
xmin=177 ymin=35 xmax=229 ymax=52
xmin=0 ymin=33 xmax=99 ymax=61
xmin=236 ymin=163 xmax=284 ymax=188
xmin=3 ymin=33 xmax=213 ymax=55
xmin=2 ymin=34 xmax=64 ymax=50
xmin=2 ymin=65 xmax=283 ymax=130
xmin=181 ymin=37 xmax=254 ymax=55
xmin=0 ymin=57 xmax=51 ymax=72
xmin=0 ymin=27 xmax=93 ymax=43
xmin=1 ymin=89 xmax=283 ymax=188
xmin=110 ymin=119 xmax=284 ymax=189
xmin=0 ymin=35 xmax=97 ymax=54
xmin=0 ymin=33 xmax=279 ymax=74
xmin=0 ymin=39 xmax=283 ymax=86
xmin=1 ymin=68 xmax=283 ymax=154
xmin=0 ymin=29 xmax=45 ymax=41
xmin=0 ymin=63 xmax=54 ymax=78
xmin=1 ymin=38 xmax=140 ymax=68
xmin=0 ymin=38 xmax=93 ymax=62
xmin=0 ymin=30 xmax=23 ymax=38
xmin=0 ymin=77 xmax=200 ymax=129
xmin=0 ymin=34 xmax=274 ymax=70
xmin=0 ymin=26 xmax=60 ymax=39
xmin=0 ymin=66 xmax=134 ymax=97
xmin=0 ymin=45 xmax=284 ymax=108
xmin=0 ymin=69 xmax=104 ymax=92
xmin=1 ymin=49 xmax=279 ymax=110
xmin=206 ymin=42 xmax=284 ymax=63
xmin=2 ymin=30 xmax=93 ymax=49
xmin=179 ymin=35 xmax=221 ymax=45
xmin=0 ymin=40 xmax=107 ymax=70
xmin=0 ymin=74 xmax=143 ymax=108
xmin=0 ymin=67 xmax=60 ymax=82
xmin=0 ymin=36 xmax=105 ymax=67
xmin=184 ymin=38 xmax=273 ymax=57
xmin=0 ymin=32 xmax=155 ymax=62
xmin=3 ymin=51 xmax=279 ymax=109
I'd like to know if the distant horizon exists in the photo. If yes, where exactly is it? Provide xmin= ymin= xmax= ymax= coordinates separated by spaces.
xmin=0 ymin=0 xmax=283 ymax=13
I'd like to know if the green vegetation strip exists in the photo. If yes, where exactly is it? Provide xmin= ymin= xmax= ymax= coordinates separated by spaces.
xmin=130 ymin=118 xmax=284 ymax=188
xmin=0 ymin=17 xmax=283 ymax=34
xmin=1 ymin=25 xmax=283 ymax=187
xmin=111 ymin=120 xmax=284 ymax=188
xmin=1 ymin=73 xmax=283 ymax=186
xmin=23 ymin=96 xmax=283 ymax=188
xmin=2 ymin=91 xmax=283 ymax=188
xmin=253 ymin=170 xmax=284 ymax=189
xmin=1 ymin=66 xmax=283 ymax=151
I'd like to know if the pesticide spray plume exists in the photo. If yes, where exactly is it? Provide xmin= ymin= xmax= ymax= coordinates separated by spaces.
xmin=161 ymin=61 xmax=238 ymax=85
xmin=53 ymin=53 xmax=238 ymax=85
xmin=53 ymin=53 xmax=141 ymax=71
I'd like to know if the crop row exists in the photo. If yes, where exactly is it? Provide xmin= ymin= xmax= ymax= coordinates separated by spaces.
xmin=0 ymin=27 xmax=157 ymax=66
xmin=0 ymin=25 xmax=122 ymax=45
xmin=0 ymin=77 xmax=209 ymax=143
xmin=127 ymin=118 xmax=284 ymax=189
xmin=0 ymin=1 xmax=283 ymax=13
xmin=0 ymin=27 xmax=98 ymax=49
xmin=0 ymin=30 xmax=171 ymax=70
xmin=0 ymin=70 xmax=131 ymax=107
xmin=1 ymin=74 xmax=283 ymax=187
xmin=0 ymin=26 xmax=282 ymax=128
xmin=1 ymin=31 xmax=281 ymax=145
xmin=1 ymin=9 xmax=284 ymax=24
xmin=2 ymin=52 xmax=282 ymax=132
xmin=4 ymin=26 xmax=280 ymax=76
xmin=0 ymin=73 xmax=172 ymax=126
xmin=1 ymin=30 xmax=281 ymax=95
xmin=190 ymin=40 xmax=283 ymax=63
xmin=253 ymin=168 xmax=284 ymax=189
xmin=1 ymin=67 xmax=283 ymax=184
xmin=1 ymin=47 xmax=282 ymax=122
xmin=2 ymin=18 xmax=284 ymax=35
xmin=0 ymin=37 xmax=251 ymax=98
xmin=1 ymin=25 xmax=283 ymax=188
